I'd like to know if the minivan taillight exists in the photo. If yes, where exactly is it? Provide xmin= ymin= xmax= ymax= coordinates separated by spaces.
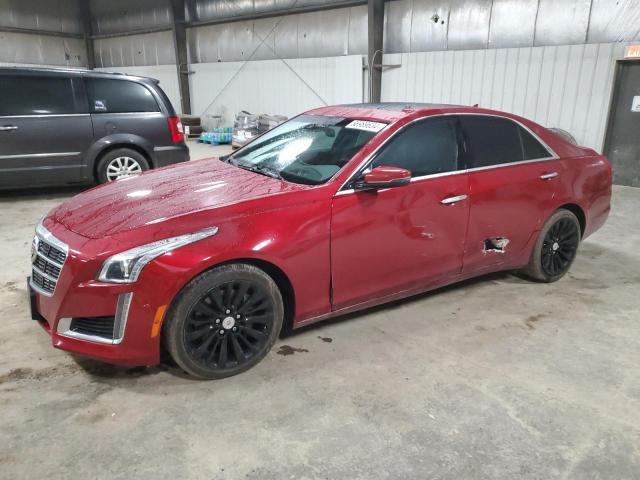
xmin=167 ymin=116 xmax=185 ymax=144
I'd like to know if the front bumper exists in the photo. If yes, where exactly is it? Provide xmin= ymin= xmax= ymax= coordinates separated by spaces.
xmin=29 ymin=221 xmax=175 ymax=367
xmin=153 ymin=143 xmax=190 ymax=168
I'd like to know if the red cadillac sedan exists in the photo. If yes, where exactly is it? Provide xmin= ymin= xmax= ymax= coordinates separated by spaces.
xmin=29 ymin=103 xmax=611 ymax=379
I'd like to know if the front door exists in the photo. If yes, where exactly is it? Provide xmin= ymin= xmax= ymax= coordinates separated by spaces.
xmin=457 ymin=115 xmax=559 ymax=273
xmin=331 ymin=117 xmax=469 ymax=310
xmin=0 ymin=74 xmax=92 ymax=188
xmin=604 ymin=61 xmax=640 ymax=187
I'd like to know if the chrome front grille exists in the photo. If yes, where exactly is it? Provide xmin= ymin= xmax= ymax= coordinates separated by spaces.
xmin=30 ymin=224 xmax=68 ymax=297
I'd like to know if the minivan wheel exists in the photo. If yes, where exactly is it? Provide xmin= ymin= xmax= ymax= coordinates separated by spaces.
xmin=163 ymin=264 xmax=284 ymax=379
xmin=96 ymin=148 xmax=149 ymax=183
xmin=521 ymin=209 xmax=581 ymax=283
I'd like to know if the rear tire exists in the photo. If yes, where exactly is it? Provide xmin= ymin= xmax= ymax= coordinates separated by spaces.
xmin=163 ymin=264 xmax=284 ymax=379
xmin=520 ymin=209 xmax=581 ymax=282
xmin=96 ymin=148 xmax=149 ymax=184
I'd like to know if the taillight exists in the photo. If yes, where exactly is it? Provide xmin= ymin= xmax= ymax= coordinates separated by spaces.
xmin=167 ymin=116 xmax=185 ymax=144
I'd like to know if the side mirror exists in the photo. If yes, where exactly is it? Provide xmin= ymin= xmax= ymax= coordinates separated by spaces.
xmin=354 ymin=165 xmax=411 ymax=190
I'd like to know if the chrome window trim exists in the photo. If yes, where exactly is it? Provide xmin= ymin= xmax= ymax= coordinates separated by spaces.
xmin=90 ymin=111 xmax=163 ymax=116
xmin=0 ymin=114 xmax=89 ymax=119
xmin=0 ymin=152 xmax=81 ymax=160
xmin=335 ymin=112 xmax=559 ymax=197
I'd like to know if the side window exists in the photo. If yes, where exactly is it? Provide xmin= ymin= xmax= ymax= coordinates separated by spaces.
xmin=371 ymin=118 xmax=459 ymax=177
xmin=519 ymin=126 xmax=552 ymax=160
xmin=86 ymin=78 xmax=159 ymax=113
xmin=0 ymin=76 xmax=76 ymax=116
xmin=460 ymin=116 xmax=523 ymax=168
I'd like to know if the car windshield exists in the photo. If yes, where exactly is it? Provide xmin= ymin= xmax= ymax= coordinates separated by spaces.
xmin=228 ymin=115 xmax=385 ymax=185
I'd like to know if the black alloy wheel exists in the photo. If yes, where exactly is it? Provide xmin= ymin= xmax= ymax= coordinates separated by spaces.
xmin=184 ymin=280 xmax=274 ymax=370
xmin=164 ymin=264 xmax=284 ymax=379
xmin=540 ymin=217 xmax=580 ymax=277
xmin=521 ymin=209 xmax=582 ymax=283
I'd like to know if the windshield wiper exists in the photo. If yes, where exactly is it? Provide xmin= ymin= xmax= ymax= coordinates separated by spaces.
xmin=236 ymin=163 xmax=283 ymax=180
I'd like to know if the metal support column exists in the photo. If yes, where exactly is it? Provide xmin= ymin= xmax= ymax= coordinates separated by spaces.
xmin=79 ymin=0 xmax=96 ymax=69
xmin=170 ymin=0 xmax=192 ymax=115
xmin=367 ymin=0 xmax=384 ymax=103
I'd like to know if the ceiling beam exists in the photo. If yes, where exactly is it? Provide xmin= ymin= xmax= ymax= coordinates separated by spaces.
xmin=0 ymin=26 xmax=83 ymax=39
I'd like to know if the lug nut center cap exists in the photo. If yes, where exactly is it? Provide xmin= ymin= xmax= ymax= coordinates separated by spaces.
xmin=552 ymin=242 xmax=560 ymax=251
xmin=222 ymin=316 xmax=235 ymax=330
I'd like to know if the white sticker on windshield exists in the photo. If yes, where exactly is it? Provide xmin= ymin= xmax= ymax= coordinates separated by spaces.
xmin=345 ymin=120 xmax=386 ymax=133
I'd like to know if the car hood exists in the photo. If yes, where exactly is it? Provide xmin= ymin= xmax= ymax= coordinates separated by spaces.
xmin=53 ymin=158 xmax=307 ymax=239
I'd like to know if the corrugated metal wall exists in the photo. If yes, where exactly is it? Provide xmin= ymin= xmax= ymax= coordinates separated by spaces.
xmin=381 ymin=43 xmax=628 ymax=152
xmin=0 ymin=0 xmax=85 ymax=66
xmin=188 ymin=0 xmax=362 ymax=22
xmin=384 ymin=0 xmax=640 ymax=53
xmin=190 ymin=55 xmax=363 ymax=123
xmin=0 ymin=0 xmax=81 ymax=33
xmin=4 ymin=0 xmax=640 ymax=67
xmin=188 ymin=5 xmax=367 ymax=62
xmin=89 ymin=0 xmax=172 ymax=36
xmin=94 ymin=31 xmax=176 ymax=68
xmin=0 ymin=32 xmax=86 ymax=66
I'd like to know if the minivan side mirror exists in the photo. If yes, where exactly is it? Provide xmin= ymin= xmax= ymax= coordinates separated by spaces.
xmin=354 ymin=165 xmax=411 ymax=190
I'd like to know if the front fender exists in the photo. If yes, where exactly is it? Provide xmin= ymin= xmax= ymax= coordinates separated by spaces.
xmin=133 ymin=198 xmax=332 ymax=340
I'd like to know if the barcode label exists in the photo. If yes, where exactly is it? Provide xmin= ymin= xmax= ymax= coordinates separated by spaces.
xmin=345 ymin=120 xmax=387 ymax=133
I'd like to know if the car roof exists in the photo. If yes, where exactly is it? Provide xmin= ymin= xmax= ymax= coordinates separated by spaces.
xmin=306 ymin=102 xmax=529 ymax=124
xmin=306 ymin=102 xmax=477 ymax=122
xmin=0 ymin=66 xmax=158 ymax=84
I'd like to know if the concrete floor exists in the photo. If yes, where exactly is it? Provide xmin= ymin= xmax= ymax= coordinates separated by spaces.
xmin=1 ymin=141 xmax=639 ymax=479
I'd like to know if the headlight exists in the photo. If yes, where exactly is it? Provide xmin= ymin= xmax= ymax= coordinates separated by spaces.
xmin=98 ymin=227 xmax=218 ymax=283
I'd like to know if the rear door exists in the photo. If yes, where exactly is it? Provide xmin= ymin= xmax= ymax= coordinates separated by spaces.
xmin=0 ymin=73 xmax=92 ymax=188
xmin=458 ymin=115 xmax=559 ymax=273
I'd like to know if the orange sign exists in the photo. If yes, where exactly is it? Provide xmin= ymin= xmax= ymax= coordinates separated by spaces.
xmin=624 ymin=45 xmax=640 ymax=59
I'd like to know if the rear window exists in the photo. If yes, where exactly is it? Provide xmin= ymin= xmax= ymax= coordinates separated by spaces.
xmin=86 ymin=78 xmax=159 ymax=113
xmin=520 ymin=127 xmax=552 ymax=159
xmin=460 ymin=116 xmax=523 ymax=168
xmin=0 ymin=76 xmax=76 ymax=116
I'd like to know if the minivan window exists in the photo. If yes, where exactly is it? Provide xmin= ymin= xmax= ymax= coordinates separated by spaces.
xmin=0 ymin=76 xmax=76 ymax=116
xmin=86 ymin=78 xmax=159 ymax=113
xmin=459 ymin=116 xmax=523 ymax=168
xmin=372 ymin=118 xmax=459 ymax=176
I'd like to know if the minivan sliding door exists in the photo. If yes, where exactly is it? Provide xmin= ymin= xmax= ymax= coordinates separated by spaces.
xmin=0 ymin=74 xmax=92 ymax=188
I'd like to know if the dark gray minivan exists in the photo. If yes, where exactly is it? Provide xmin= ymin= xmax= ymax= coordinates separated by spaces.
xmin=0 ymin=67 xmax=189 ymax=189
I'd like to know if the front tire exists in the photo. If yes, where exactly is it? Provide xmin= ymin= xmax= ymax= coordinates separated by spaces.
xmin=163 ymin=264 xmax=284 ymax=379
xmin=521 ymin=209 xmax=581 ymax=282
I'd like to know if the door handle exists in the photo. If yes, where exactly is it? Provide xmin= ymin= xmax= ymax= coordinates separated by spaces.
xmin=539 ymin=172 xmax=558 ymax=180
xmin=441 ymin=194 xmax=468 ymax=205
xmin=0 ymin=125 xmax=18 ymax=131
